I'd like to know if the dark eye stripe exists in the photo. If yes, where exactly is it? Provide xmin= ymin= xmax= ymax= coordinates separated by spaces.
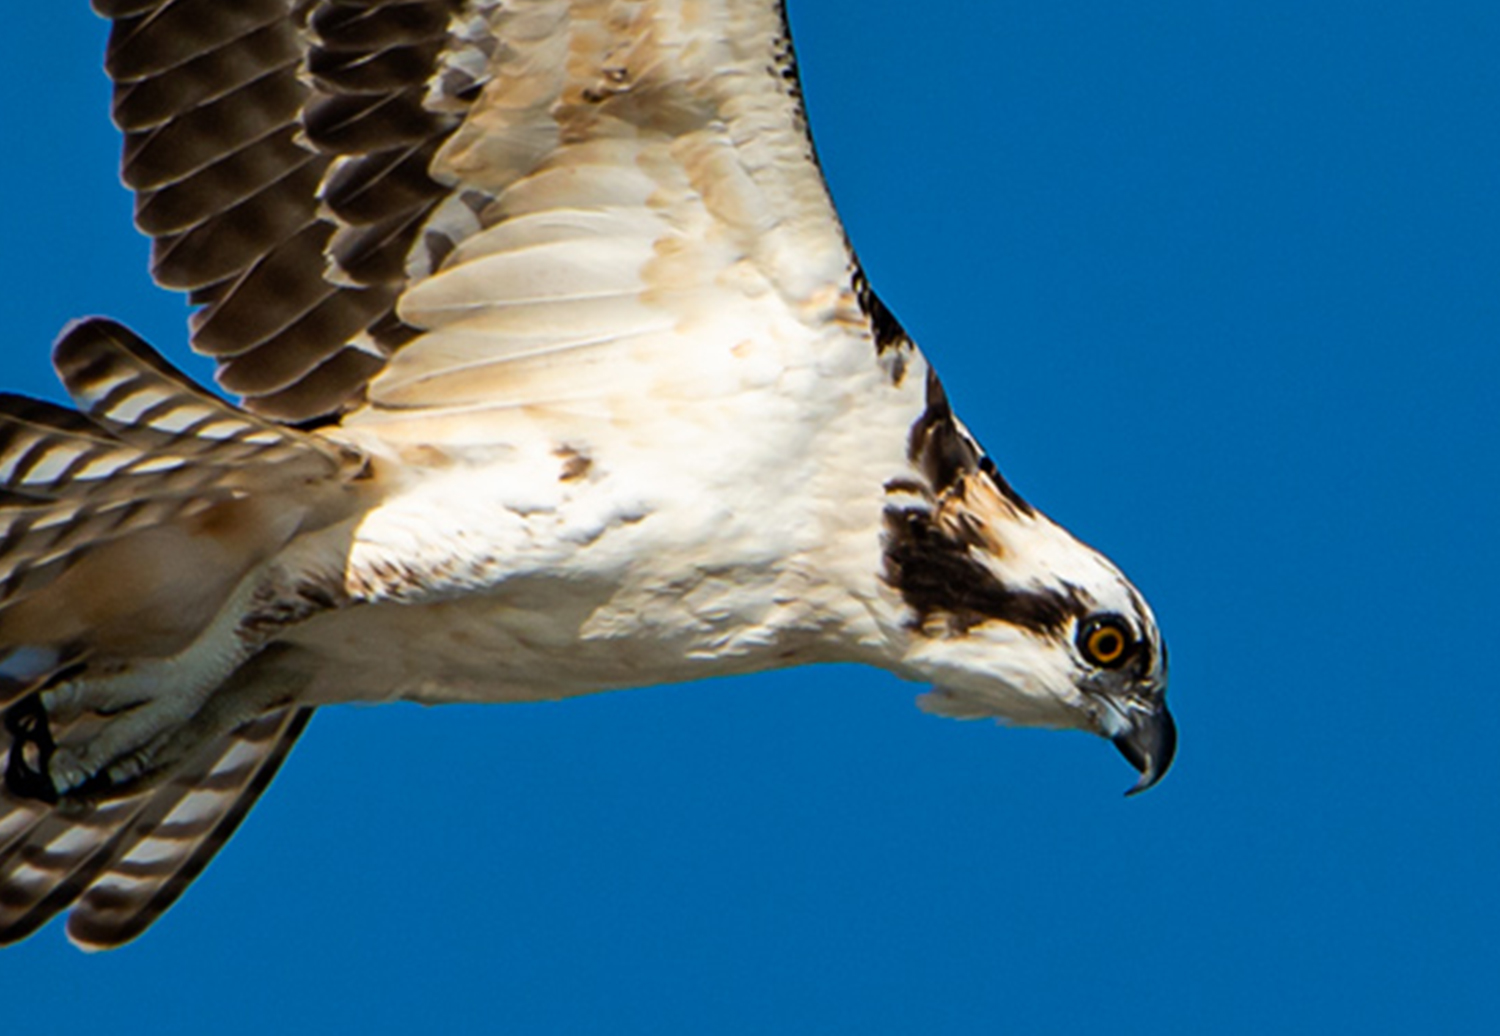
xmin=882 ymin=507 xmax=1088 ymax=635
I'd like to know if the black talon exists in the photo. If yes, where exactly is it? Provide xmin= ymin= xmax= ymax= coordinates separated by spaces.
xmin=4 ymin=694 xmax=60 ymax=804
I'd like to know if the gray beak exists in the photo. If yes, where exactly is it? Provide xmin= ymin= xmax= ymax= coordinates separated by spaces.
xmin=1112 ymin=705 xmax=1177 ymax=796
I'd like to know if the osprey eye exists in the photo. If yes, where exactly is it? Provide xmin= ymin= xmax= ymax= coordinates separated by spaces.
xmin=1080 ymin=617 xmax=1133 ymax=668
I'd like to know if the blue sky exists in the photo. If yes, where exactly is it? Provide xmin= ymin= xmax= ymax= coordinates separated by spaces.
xmin=2 ymin=2 xmax=1497 ymax=1032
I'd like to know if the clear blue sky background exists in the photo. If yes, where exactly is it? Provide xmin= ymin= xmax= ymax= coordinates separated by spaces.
xmin=2 ymin=3 xmax=1497 ymax=1032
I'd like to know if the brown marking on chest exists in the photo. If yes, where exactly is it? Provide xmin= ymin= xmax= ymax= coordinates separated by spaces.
xmin=555 ymin=445 xmax=593 ymax=482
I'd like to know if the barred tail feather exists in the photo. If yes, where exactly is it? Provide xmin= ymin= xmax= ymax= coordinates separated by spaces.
xmin=0 ymin=319 xmax=357 ymax=945
xmin=0 ymin=316 xmax=361 ymax=666
xmin=0 ymin=489 xmax=231 ymax=611
xmin=51 ymin=318 xmax=348 ymax=473
xmin=0 ymin=706 xmax=314 ymax=949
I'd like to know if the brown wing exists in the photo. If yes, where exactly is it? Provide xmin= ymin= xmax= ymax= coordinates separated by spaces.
xmin=96 ymin=0 xmax=482 ymax=421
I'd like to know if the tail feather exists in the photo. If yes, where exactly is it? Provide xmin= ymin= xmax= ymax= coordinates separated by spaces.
xmin=0 ymin=705 xmax=314 ymax=949
xmin=0 ymin=320 xmax=354 ymax=612
xmin=0 ymin=316 xmax=363 ymax=658
xmin=0 ymin=392 xmax=224 ymax=502
xmin=52 ymin=318 xmax=347 ymax=475
xmin=0 ymin=318 xmax=354 ymax=946
xmin=0 ymin=490 xmax=230 ymax=608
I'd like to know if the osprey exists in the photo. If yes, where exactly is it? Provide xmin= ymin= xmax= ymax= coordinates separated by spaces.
xmin=0 ymin=0 xmax=1172 ymax=948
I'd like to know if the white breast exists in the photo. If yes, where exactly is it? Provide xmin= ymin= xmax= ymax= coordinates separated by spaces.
xmin=286 ymin=335 xmax=932 ymax=706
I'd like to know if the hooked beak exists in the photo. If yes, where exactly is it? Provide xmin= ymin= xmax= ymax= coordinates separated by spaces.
xmin=1112 ymin=705 xmax=1177 ymax=796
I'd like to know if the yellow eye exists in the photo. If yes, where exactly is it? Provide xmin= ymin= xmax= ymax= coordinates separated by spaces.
xmin=1080 ymin=617 xmax=1132 ymax=668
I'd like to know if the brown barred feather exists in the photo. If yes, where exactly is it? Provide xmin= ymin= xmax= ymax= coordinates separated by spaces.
xmin=96 ymin=0 xmax=481 ymax=420
xmin=215 ymin=288 xmax=400 ymax=396
xmin=189 ymin=222 xmax=348 ymax=354
xmin=134 ymin=133 xmax=315 ymax=237
xmin=0 ymin=318 xmax=360 ymax=629
xmin=250 ymin=345 xmax=390 ymax=421
xmin=51 ymin=319 xmax=347 ymax=472
xmin=0 ymin=706 xmax=313 ymax=949
xmin=0 ymin=492 xmax=228 ymax=608
xmin=102 ymin=1 xmax=291 ymax=82
xmin=110 ymin=22 xmax=301 ymax=132
xmin=0 ymin=310 xmax=353 ymax=948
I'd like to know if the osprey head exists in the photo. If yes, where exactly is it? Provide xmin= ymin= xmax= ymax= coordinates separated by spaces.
xmin=885 ymin=375 xmax=1173 ymax=793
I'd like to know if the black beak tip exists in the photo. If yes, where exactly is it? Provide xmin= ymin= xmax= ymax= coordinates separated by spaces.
xmin=1114 ymin=707 xmax=1177 ymax=797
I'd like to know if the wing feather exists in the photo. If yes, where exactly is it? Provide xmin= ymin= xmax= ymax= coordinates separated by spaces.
xmin=96 ymin=0 xmax=475 ymax=420
xmin=90 ymin=0 xmax=872 ymax=427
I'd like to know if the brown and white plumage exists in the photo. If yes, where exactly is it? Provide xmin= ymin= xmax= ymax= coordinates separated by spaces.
xmin=0 ymin=0 xmax=1172 ymax=949
xmin=0 ymin=705 xmax=310 ymax=948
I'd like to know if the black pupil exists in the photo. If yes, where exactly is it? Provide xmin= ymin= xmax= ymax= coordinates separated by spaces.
xmin=1094 ymin=630 xmax=1121 ymax=658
